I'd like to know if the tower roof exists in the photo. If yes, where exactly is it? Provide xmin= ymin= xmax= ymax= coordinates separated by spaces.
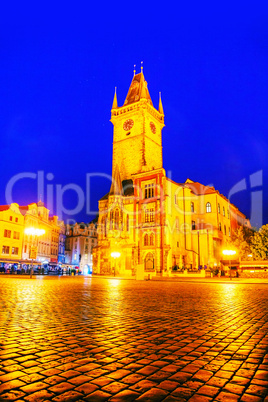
xmin=110 ymin=165 xmax=123 ymax=196
xmin=124 ymin=72 xmax=153 ymax=106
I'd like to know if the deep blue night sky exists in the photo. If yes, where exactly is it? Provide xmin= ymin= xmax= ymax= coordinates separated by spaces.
xmin=1 ymin=3 xmax=268 ymax=228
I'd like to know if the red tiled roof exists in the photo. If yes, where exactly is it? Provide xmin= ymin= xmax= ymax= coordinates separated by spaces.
xmin=0 ymin=205 xmax=9 ymax=211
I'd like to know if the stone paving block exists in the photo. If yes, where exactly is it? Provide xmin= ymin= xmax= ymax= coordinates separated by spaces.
xmin=0 ymin=390 xmax=26 ymax=400
xmin=101 ymin=380 xmax=128 ymax=394
xmin=91 ymin=376 xmax=114 ymax=387
xmin=169 ymin=371 xmax=192 ymax=383
xmin=24 ymin=389 xmax=55 ymax=402
xmin=49 ymin=381 xmax=75 ymax=393
xmin=246 ymin=383 xmax=268 ymax=397
xmin=121 ymin=373 xmax=145 ymax=384
xmin=52 ymin=390 xmax=83 ymax=401
xmin=69 ymin=374 xmax=94 ymax=385
xmin=20 ymin=381 xmax=49 ymax=394
xmin=214 ymin=391 xmax=240 ymax=401
xmin=0 ymin=370 xmax=25 ymax=382
xmin=108 ymin=388 xmax=141 ymax=401
xmin=240 ymin=394 xmax=263 ymax=402
xmin=106 ymin=369 xmax=132 ymax=380
xmin=135 ymin=387 xmax=169 ymax=401
xmin=74 ymin=382 xmax=99 ymax=394
xmin=84 ymin=390 xmax=112 ymax=401
xmin=197 ymin=384 xmax=220 ymax=397
xmin=20 ymin=373 xmax=45 ymax=384
xmin=0 ymin=379 xmax=26 ymax=393
xmin=188 ymin=396 xmax=213 ymax=402
xmin=130 ymin=379 xmax=158 ymax=393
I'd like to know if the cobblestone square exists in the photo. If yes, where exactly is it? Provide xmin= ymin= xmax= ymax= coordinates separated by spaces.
xmin=0 ymin=276 xmax=268 ymax=401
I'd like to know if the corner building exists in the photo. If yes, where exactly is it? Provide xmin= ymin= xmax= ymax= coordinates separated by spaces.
xmin=93 ymin=70 xmax=250 ymax=276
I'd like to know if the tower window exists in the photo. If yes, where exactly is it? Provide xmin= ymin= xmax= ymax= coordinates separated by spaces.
xmin=191 ymin=202 xmax=194 ymax=213
xmin=206 ymin=202 xmax=211 ymax=213
xmin=144 ymin=183 xmax=154 ymax=199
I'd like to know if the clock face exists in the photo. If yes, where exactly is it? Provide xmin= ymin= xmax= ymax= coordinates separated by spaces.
xmin=150 ymin=122 xmax=156 ymax=134
xmin=123 ymin=119 xmax=134 ymax=131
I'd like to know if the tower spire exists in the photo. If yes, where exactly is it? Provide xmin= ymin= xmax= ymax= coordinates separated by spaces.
xmin=112 ymin=87 xmax=118 ymax=109
xmin=158 ymin=92 xmax=164 ymax=114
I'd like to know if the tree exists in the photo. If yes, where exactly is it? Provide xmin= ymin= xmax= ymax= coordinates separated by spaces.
xmin=251 ymin=224 xmax=268 ymax=260
xmin=230 ymin=226 xmax=254 ymax=260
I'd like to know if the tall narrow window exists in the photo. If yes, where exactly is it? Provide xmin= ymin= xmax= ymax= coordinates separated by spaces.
xmin=144 ymin=234 xmax=148 ymax=246
xmin=110 ymin=211 xmax=114 ymax=229
xmin=224 ymin=225 xmax=226 ymax=235
xmin=219 ymin=222 xmax=222 ymax=231
xmin=191 ymin=202 xmax=194 ymax=213
xmin=227 ymin=209 xmax=230 ymax=219
xmin=149 ymin=233 xmax=154 ymax=246
xmin=126 ymin=215 xmax=129 ymax=232
xmin=192 ymin=221 xmax=196 ymax=230
xmin=218 ymin=203 xmax=220 ymax=214
xmin=223 ymin=207 xmax=225 ymax=217
xmin=206 ymin=202 xmax=211 ymax=213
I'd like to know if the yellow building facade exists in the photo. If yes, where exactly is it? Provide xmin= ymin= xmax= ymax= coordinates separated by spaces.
xmin=93 ymin=70 xmax=250 ymax=276
xmin=0 ymin=203 xmax=24 ymax=265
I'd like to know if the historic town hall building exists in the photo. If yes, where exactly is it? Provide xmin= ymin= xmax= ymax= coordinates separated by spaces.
xmin=93 ymin=69 xmax=250 ymax=276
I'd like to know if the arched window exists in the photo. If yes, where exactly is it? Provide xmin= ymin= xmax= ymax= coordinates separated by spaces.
xmin=219 ymin=222 xmax=222 ymax=231
xmin=206 ymin=202 xmax=211 ymax=213
xmin=224 ymin=225 xmax=226 ymax=235
xmin=144 ymin=234 xmax=149 ymax=246
xmin=218 ymin=203 xmax=220 ymax=214
xmin=149 ymin=233 xmax=154 ymax=246
xmin=101 ymin=216 xmax=106 ymax=237
xmin=191 ymin=202 xmax=194 ymax=213
xmin=223 ymin=207 xmax=225 ymax=216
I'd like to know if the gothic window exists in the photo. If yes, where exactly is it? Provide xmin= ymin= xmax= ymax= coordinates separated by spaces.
xmin=150 ymin=209 xmax=154 ymax=222
xmin=144 ymin=183 xmax=155 ymax=199
xmin=145 ymin=209 xmax=150 ymax=223
xmin=206 ymin=202 xmax=211 ymax=213
xmin=149 ymin=233 xmax=154 ymax=246
xmin=144 ymin=234 xmax=148 ymax=246
xmin=101 ymin=216 xmax=106 ymax=237
xmin=223 ymin=207 xmax=225 ymax=216
xmin=218 ymin=203 xmax=221 ymax=214
xmin=191 ymin=202 xmax=194 ymax=213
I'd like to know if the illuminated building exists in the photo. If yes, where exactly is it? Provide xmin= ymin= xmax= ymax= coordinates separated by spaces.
xmin=65 ymin=222 xmax=97 ymax=274
xmin=93 ymin=68 xmax=250 ymax=276
xmin=0 ymin=203 xmax=24 ymax=268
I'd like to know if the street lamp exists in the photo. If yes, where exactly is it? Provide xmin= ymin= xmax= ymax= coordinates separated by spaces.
xmin=111 ymin=251 xmax=120 ymax=277
xmin=222 ymin=249 xmax=237 ymax=280
xmin=24 ymin=228 xmax=45 ymax=278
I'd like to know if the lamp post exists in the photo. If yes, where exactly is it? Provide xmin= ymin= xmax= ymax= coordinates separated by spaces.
xmin=24 ymin=228 xmax=45 ymax=278
xmin=222 ymin=249 xmax=237 ymax=280
xmin=111 ymin=251 xmax=120 ymax=277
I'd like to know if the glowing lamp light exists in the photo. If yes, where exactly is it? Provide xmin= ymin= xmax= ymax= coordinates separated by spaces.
xmin=222 ymin=250 xmax=237 ymax=256
xmin=25 ymin=227 xmax=45 ymax=236
xmin=111 ymin=252 xmax=121 ymax=258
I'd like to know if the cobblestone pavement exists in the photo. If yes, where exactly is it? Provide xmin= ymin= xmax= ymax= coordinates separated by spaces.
xmin=0 ymin=276 xmax=268 ymax=402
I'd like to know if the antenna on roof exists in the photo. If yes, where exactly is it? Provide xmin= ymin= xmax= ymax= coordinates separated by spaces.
xmin=141 ymin=61 xmax=143 ymax=73
xmin=133 ymin=64 xmax=136 ymax=76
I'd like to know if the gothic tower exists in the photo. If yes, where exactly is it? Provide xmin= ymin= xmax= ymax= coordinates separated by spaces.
xmin=110 ymin=69 xmax=165 ymax=181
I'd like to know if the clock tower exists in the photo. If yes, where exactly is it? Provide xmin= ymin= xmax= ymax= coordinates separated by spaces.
xmin=110 ymin=69 xmax=165 ymax=181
